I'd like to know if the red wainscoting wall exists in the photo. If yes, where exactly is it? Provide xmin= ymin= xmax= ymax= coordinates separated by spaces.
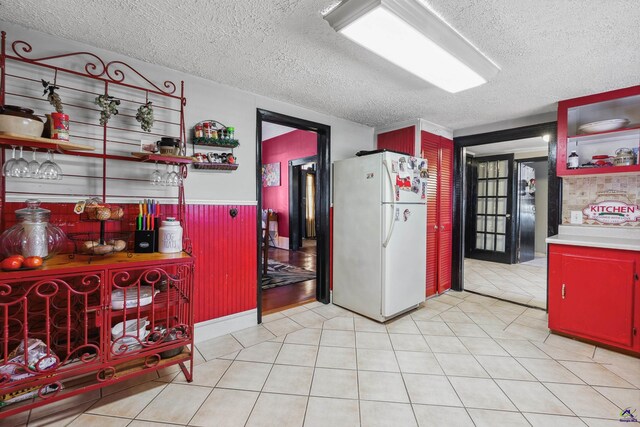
xmin=262 ymin=130 xmax=317 ymax=238
xmin=1 ymin=202 xmax=257 ymax=324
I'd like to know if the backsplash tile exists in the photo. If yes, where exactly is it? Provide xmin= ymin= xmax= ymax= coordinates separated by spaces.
xmin=562 ymin=174 xmax=640 ymax=227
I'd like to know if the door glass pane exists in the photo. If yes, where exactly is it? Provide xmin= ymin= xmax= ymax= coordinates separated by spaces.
xmin=486 ymin=235 xmax=495 ymax=251
xmin=478 ymin=162 xmax=487 ymax=179
xmin=476 ymin=233 xmax=485 ymax=250
xmin=497 ymin=198 xmax=506 ymax=215
xmin=497 ymin=179 xmax=508 ymax=196
xmin=487 ymin=179 xmax=496 ymax=196
xmin=477 ymin=199 xmax=485 ymax=214
xmin=496 ymin=235 xmax=505 ymax=252
xmin=487 ymin=161 xmax=497 ymax=178
xmin=486 ymin=217 xmax=495 ymax=232
xmin=486 ymin=199 xmax=496 ymax=214
xmin=476 ymin=216 xmax=485 ymax=231
xmin=496 ymin=216 xmax=506 ymax=233
xmin=478 ymin=180 xmax=486 ymax=196
xmin=498 ymin=160 xmax=509 ymax=177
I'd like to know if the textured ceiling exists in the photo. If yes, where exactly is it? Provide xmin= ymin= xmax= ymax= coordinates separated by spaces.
xmin=1 ymin=0 xmax=639 ymax=130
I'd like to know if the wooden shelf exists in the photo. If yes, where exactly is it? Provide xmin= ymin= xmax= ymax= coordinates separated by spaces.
xmin=558 ymin=164 xmax=640 ymax=176
xmin=0 ymin=132 xmax=95 ymax=151
xmin=192 ymin=137 xmax=239 ymax=148
xmin=568 ymin=124 xmax=640 ymax=140
xmin=192 ymin=162 xmax=238 ymax=171
xmin=131 ymin=152 xmax=196 ymax=164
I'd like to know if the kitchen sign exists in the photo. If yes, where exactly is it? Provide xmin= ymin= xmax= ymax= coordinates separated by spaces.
xmin=583 ymin=201 xmax=640 ymax=224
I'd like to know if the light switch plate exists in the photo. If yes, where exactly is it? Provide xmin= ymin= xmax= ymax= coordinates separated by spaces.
xmin=570 ymin=211 xmax=583 ymax=224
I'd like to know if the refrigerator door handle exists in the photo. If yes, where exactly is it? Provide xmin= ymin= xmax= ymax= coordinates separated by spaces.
xmin=382 ymin=160 xmax=396 ymax=248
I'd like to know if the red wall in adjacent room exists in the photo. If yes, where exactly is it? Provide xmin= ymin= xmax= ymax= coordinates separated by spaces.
xmin=1 ymin=201 xmax=257 ymax=324
xmin=262 ymin=130 xmax=317 ymax=238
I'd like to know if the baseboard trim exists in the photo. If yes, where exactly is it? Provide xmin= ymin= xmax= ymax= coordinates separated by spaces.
xmin=194 ymin=309 xmax=257 ymax=343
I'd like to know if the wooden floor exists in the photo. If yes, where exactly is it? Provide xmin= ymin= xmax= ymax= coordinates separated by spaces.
xmin=262 ymin=241 xmax=316 ymax=314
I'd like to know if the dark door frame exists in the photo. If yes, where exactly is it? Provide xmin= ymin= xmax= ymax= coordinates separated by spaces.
xmin=452 ymin=122 xmax=560 ymax=293
xmin=289 ymin=155 xmax=318 ymax=251
xmin=256 ymin=109 xmax=331 ymax=324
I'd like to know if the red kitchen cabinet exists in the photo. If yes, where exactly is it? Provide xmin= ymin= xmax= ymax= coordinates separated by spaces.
xmin=422 ymin=131 xmax=453 ymax=296
xmin=375 ymin=127 xmax=453 ymax=297
xmin=548 ymin=244 xmax=640 ymax=354
xmin=377 ymin=126 xmax=416 ymax=155
xmin=557 ymin=85 xmax=640 ymax=176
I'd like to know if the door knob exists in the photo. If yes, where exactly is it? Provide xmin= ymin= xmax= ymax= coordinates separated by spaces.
xmin=505 ymin=214 xmax=511 ymax=219
xmin=434 ymin=225 xmax=438 ymax=230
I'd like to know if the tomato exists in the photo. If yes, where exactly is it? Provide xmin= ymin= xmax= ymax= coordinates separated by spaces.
xmin=8 ymin=255 xmax=24 ymax=263
xmin=1 ymin=257 xmax=22 ymax=270
xmin=23 ymin=256 xmax=43 ymax=269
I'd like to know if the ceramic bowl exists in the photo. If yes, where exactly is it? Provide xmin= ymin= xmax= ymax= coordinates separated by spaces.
xmin=0 ymin=106 xmax=44 ymax=137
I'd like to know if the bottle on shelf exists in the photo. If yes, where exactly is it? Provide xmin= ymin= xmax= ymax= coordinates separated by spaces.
xmin=567 ymin=151 xmax=579 ymax=169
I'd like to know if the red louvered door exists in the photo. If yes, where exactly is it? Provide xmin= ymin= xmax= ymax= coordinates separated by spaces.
xmin=437 ymin=137 xmax=453 ymax=293
xmin=421 ymin=132 xmax=453 ymax=296
xmin=421 ymin=132 xmax=440 ymax=297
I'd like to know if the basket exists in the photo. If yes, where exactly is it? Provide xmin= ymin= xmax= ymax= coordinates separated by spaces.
xmin=68 ymin=232 xmax=131 ymax=256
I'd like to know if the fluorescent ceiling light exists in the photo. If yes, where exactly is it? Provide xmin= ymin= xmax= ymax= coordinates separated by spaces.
xmin=324 ymin=0 xmax=500 ymax=93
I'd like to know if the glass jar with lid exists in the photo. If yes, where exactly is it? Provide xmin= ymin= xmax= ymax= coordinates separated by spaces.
xmin=0 ymin=199 xmax=67 ymax=258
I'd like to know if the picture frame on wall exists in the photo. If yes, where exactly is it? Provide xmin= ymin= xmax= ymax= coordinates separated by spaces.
xmin=262 ymin=162 xmax=280 ymax=187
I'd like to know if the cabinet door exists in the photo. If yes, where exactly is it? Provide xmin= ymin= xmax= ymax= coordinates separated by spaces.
xmin=421 ymin=131 xmax=440 ymax=297
xmin=377 ymin=126 xmax=416 ymax=156
xmin=549 ymin=249 xmax=635 ymax=348
xmin=437 ymin=137 xmax=453 ymax=293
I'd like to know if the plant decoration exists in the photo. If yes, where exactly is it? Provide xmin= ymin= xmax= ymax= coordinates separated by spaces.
xmin=136 ymin=101 xmax=154 ymax=132
xmin=41 ymin=79 xmax=63 ymax=113
xmin=94 ymin=95 xmax=120 ymax=126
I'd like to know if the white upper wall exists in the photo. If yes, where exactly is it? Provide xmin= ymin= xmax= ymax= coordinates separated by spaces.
xmin=1 ymin=21 xmax=374 ymax=204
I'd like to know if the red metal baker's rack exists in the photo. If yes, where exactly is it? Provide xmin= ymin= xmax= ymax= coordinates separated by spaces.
xmin=0 ymin=31 xmax=195 ymax=418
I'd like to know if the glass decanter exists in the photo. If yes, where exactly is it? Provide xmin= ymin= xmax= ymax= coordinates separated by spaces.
xmin=0 ymin=199 xmax=67 ymax=258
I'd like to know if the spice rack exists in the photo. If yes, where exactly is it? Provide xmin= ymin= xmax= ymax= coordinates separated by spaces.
xmin=191 ymin=119 xmax=239 ymax=171
xmin=0 ymin=31 xmax=194 ymax=417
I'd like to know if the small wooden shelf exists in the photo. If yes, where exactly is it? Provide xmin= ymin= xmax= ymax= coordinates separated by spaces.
xmin=192 ymin=162 xmax=239 ymax=171
xmin=192 ymin=137 xmax=239 ymax=148
xmin=131 ymin=152 xmax=195 ymax=164
xmin=0 ymin=132 xmax=95 ymax=151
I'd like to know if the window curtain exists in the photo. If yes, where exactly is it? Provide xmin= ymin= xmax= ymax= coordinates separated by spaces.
xmin=305 ymin=173 xmax=316 ymax=238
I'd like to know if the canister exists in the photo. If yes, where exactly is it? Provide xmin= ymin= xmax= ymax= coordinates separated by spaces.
xmin=158 ymin=218 xmax=183 ymax=253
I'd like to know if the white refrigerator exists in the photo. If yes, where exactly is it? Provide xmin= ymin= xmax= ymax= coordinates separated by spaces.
xmin=333 ymin=150 xmax=427 ymax=322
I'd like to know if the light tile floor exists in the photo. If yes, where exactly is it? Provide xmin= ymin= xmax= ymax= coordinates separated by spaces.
xmin=464 ymin=256 xmax=547 ymax=309
xmin=4 ymin=292 xmax=639 ymax=426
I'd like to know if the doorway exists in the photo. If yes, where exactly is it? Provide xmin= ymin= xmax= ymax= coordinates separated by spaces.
xmin=256 ymin=109 xmax=330 ymax=323
xmin=453 ymin=123 xmax=560 ymax=310
xmin=289 ymin=155 xmax=317 ymax=252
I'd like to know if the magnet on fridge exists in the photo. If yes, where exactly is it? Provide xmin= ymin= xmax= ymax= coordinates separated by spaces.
xmin=395 ymin=208 xmax=400 ymax=221
xmin=391 ymin=160 xmax=398 ymax=173
xmin=403 ymin=209 xmax=411 ymax=221
xmin=398 ymin=157 xmax=406 ymax=172
xmin=409 ymin=157 xmax=417 ymax=169
xmin=395 ymin=186 xmax=400 ymax=201
xmin=421 ymin=181 xmax=427 ymax=199
xmin=419 ymin=161 xmax=429 ymax=178
xmin=411 ymin=177 xmax=420 ymax=194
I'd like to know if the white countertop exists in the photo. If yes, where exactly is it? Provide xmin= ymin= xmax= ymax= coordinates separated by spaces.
xmin=546 ymin=225 xmax=640 ymax=251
